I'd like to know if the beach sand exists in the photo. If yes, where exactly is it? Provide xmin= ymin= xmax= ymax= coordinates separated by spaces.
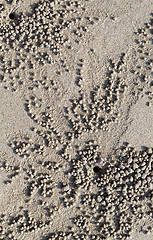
xmin=0 ymin=0 xmax=152 ymax=239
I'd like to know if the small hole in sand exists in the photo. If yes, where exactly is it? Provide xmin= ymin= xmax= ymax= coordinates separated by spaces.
xmin=9 ymin=13 xmax=15 ymax=20
xmin=93 ymin=166 xmax=100 ymax=173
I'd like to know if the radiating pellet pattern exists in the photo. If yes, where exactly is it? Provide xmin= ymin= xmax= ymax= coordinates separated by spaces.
xmin=63 ymin=143 xmax=152 ymax=239
xmin=0 ymin=1 xmax=153 ymax=240
xmin=64 ymin=62 xmax=127 ymax=138
xmin=130 ymin=13 xmax=153 ymax=106
xmin=0 ymin=0 xmax=94 ymax=92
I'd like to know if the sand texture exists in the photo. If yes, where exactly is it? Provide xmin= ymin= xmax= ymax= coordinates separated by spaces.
xmin=0 ymin=0 xmax=153 ymax=239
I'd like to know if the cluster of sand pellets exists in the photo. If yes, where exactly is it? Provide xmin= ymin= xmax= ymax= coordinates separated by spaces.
xmin=0 ymin=141 xmax=152 ymax=239
xmin=0 ymin=0 xmax=153 ymax=240
xmin=130 ymin=13 xmax=153 ymax=106
xmin=0 ymin=0 xmax=98 ymax=91
xmin=64 ymin=53 xmax=127 ymax=138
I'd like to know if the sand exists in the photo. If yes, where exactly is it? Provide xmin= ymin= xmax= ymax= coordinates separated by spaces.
xmin=0 ymin=0 xmax=153 ymax=239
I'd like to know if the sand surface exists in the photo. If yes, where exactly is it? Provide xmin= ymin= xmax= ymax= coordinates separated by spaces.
xmin=0 ymin=0 xmax=153 ymax=239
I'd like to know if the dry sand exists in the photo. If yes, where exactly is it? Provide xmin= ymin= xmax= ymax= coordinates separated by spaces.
xmin=0 ymin=0 xmax=153 ymax=239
